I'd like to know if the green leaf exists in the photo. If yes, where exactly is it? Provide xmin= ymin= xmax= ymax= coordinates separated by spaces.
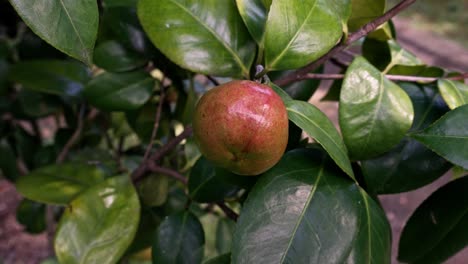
xmin=0 ymin=139 xmax=19 ymax=181
xmin=438 ymin=79 xmax=468 ymax=110
xmin=204 ymin=253 xmax=231 ymax=264
xmin=8 ymin=60 xmax=91 ymax=97
xmin=0 ymin=59 xmax=9 ymax=95
xmin=8 ymin=0 xmax=98 ymax=64
xmin=411 ymin=104 xmax=468 ymax=170
xmin=12 ymin=90 xmax=62 ymax=118
xmin=348 ymin=0 xmax=385 ymax=32
xmin=270 ymin=69 xmax=322 ymax=101
xmin=16 ymin=163 xmax=106 ymax=205
xmin=232 ymin=148 xmax=391 ymax=263
xmin=188 ymin=157 xmax=240 ymax=203
xmin=216 ymin=218 xmax=236 ymax=255
xmin=16 ymin=199 xmax=46 ymax=234
xmin=84 ymin=71 xmax=155 ymax=111
xmin=137 ymin=173 xmax=169 ymax=207
xmin=264 ymin=0 xmax=350 ymax=71
xmin=103 ymin=0 xmax=138 ymax=8
xmin=268 ymin=82 xmax=293 ymax=103
xmin=55 ymin=175 xmax=140 ymax=264
xmin=361 ymin=83 xmax=451 ymax=194
xmin=152 ymin=211 xmax=205 ymax=264
xmin=398 ymin=176 xmax=468 ymax=263
xmin=138 ymin=0 xmax=255 ymax=78
xmin=339 ymin=57 xmax=414 ymax=160
xmin=93 ymin=40 xmax=147 ymax=72
xmin=236 ymin=0 xmax=271 ymax=45
xmin=286 ymin=100 xmax=355 ymax=180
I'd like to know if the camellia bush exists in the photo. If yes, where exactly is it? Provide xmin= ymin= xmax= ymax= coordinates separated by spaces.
xmin=1 ymin=0 xmax=468 ymax=263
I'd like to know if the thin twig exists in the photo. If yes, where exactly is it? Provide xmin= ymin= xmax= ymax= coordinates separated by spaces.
xmin=56 ymin=106 xmax=86 ymax=163
xmin=147 ymin=163 xmax=188 ymax=185
xmin=293 ymin=72 xmax=468 ymax=83
xmin=206 ymin=75 xmax=220 ymax=86
xmin=216 ymin=202 xmax=239 ymax=222
xmin=275 ymin=0 xmax=417 ymax=86
xmin=143 ymin=88 xmax=165 ymax=161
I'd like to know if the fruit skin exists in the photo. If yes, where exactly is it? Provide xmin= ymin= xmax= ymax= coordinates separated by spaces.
xmin=193 ymin=80 xmax=288 ymax=175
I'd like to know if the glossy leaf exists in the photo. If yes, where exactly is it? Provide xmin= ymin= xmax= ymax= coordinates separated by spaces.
xmin=8 ymin=0 xmax=98 ymax=64
xmin=411 ymin=104 xmax=468 ymax=170
xmin=93 ymin=40 xmax=147 ymax=72
xmin=236 ymin=0 xmax=271 ymax=45
xmin=138 ymin=0 xmax=255 ymax=78
xmin=84 ymin=71 xmax=155 ymax=111
xmin=361 ymin=83 xmax=451 ymax=194
xmin=188 ymin=157 xmax=240 ymax=203
xmin=16 ymin=163 xmax=106 ymax=205
xmin=438 ymin=79 xmax=468 ymax=109
xmin=339 ymin=57 xmax=414 ymax=160
xmin=55 ymin=175 xmax=140 ymax=264
xmin=384 ymin=40 xmax=422 ymax=72
xmin=16 ymin=199 xmax=46 ymax=234
xmin=216 ymin=218 xmax=236 ymax=255
xmin=152 ymin=211 xmax=205 ymax=264
xmin=398 ymin=176 xmax=468 ymax=263
xmin=286 ymin=100 xmax=355 ymax=180
xmin=269 ymin=82 xmax=293 ymax=103
xmin=8 ymin=60 xmax=91 ymax=97
xmin=348 ymin=0 xmax=385 ymax=32
xmin=264 ymin=0 xmax=350 ymax=71
xmin=232 ymin=148 xmax=391 ymax=263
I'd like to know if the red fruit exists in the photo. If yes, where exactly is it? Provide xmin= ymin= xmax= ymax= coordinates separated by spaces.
xmin=193 ymin=80 xmax=288 ymax=175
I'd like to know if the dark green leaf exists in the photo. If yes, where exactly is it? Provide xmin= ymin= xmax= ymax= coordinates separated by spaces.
xmin=204 ymin=253 xmax=231 ymax=264
xmin=236 ymin=0 xmax=271 ymax=45
xmin=103 ymin=0 xmax=138 ymax=8
xmin=348 ymin=0 xmax=385 ymax=31
xmin=9 ymin=60 xmax=91 ymax=97
xmin=153 ymin=211 xmax=205 ymax=264
xmin=138 ymin=173 xmax=169 ymax=207
xmin=269 ymin=82 xmax=293 ymax=103
xmin=286 ymin=100 xmax=355 ymax=180
xmin=16 ymin=199 xmax=46 ymax=234
xmin=398 ymin=176 xmax=468 ymax=263
xmin=125 ymin=208 xmax=162 ymax=255
xmin=126 ymin=102 xmax=172 ymax=143
xmin=264 ymin=0 xmax=350 ymax=71
xmin=188 ymin=157 xmax=240 ymax=203
xmin=232 ymin=148 xmax=391 ymax=263
xmin=55 ymin=175 xmax=140 ymax=264
xmin=84 ymin=71 xmax=155 ymax=111
xmin=362 ymin=38 xmax=391 ymax=71
xmin=12 ymin=90 xmax=62 ymax=118
xmin=138 ymin=0 xmax=255 ymax=78
xmin=361 ymin=83 xmax=451 ymax=194
xmin=0 ymin=59 xmax=9 ymax=95
xmin=438 ymin=79 xmax=468 ymax=109
xmin=16 ymin=163 xmax=106 ymax=205
xmin=339 ymin=57 xmax=414 ymax=160
xmin=8 ymin=0 xmax=98 ymax=64
xmin=216 ymin=218 xmax=236 ymax=255
xmin=411 ymin=104 xmax=468 ymax=170
xmin=93 ymin=40 xmax=147 ymax=72
xmin=270 ymin=69 xmax=321 ymax=101
xmin=0 ymin=139 xmax=19 ymax=181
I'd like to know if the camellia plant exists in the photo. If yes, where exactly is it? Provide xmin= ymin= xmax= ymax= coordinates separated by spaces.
xmin=1 ymin=0 xmax=467 ymax=263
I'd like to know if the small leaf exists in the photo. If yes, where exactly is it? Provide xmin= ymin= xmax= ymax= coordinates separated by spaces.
xmin=286 ymin=100 xmax=355 ymax=180
xmin=93 ymin=40 xmax=147 ymax=72
xmin=411 ymin=104 xmax=468 ymax=170
xmin=232 ymin=148 xmax=391 ymax=263
xmin=236 ymin=0 xmax=271 ymax=45
xmin=84 ymin=71 xmax=155 ymax=111
xmin=339 ymin=57 xmax=414 ymax=160
xmin=188 ymin=157 xmax=240 ymax=203
xmin=9 ymin=60 xmax=91 ymax=97
xmin=216 ymin=218 xmax=236 ymax=255
xmin=398 ymin=176 xmax=468 ymax=263
xmin=55 ymin=175 xmax=140 ymax=264
xmin=16 ymin=199 xmax=46 ymax=234
xmin=152 ymin=211 xmax=205 ymax=264
xmin=438 ymin=79 xmax=468 ymax=109
xmin=264 ymin=0 xmax=350 ymax=71
xmin=8 ymin=0 xmax=98 ymax=64
xmin=138 ymin=0 xmax=255 ymax=78
xmin=348 ymin=0 xmax=385 ymax=32
xmin=16 ymin=163 xmax=106 ymax=205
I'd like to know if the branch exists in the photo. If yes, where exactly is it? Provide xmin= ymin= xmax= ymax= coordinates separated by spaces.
xmin=275 ymin=0 xmax=417 ymax=86
xmin=216 ymin=201 xmax=239 ymax=222
xmin=146 ymin=164 xmax=188 ymax=185
xmin=143 ymin=88 xmax=165 ymax=161
xmin=56 ymin=106 xmax=86 ymax=163
xmin=290 ymin=72 xmax=468 ymax=83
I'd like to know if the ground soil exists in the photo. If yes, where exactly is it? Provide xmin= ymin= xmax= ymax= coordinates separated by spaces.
xmin=1 ymin=18 xmax=467 ymax=264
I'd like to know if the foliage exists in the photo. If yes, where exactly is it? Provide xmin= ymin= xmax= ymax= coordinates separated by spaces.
xmin=0 ymin=0 xmax=467 ymax=263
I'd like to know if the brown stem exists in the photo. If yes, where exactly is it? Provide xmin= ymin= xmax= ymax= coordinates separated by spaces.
xmin=206 ymin=75 xmax=220 ymax=86
xmin=143 ymin=88 xmax=165 ymax=161
xmin=147 ymin=163 xmax=188 ymax=185
xmin=55 ymin=106 xmax=85 ymax=163
xmin=275 ymin=0 xmax=417 ymax=87
xmin=216 ymin=202 xmax=239 ymax=222
xmin=292 ymin=73 xmax=468 ymax=83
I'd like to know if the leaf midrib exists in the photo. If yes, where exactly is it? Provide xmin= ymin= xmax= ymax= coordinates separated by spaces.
xmin=169 ymin=0 xmax=249 ymax=76
xmin=361 ymin=74 xmax=385 ymax=155
xmin=58 ymin=0 xmax=89 ymax=63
